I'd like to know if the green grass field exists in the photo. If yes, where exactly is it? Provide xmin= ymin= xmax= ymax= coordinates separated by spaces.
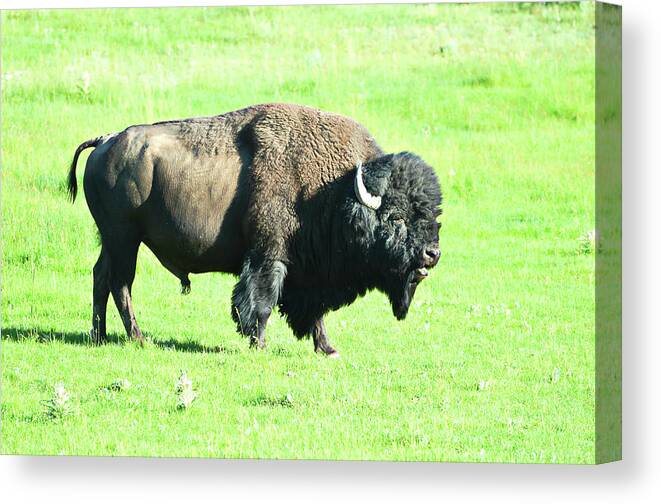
xmin=1 ymin=3 xmax=597 ymax=462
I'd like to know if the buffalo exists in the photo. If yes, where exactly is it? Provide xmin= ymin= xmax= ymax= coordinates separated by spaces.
xmin=68 ymin=103 xmax=442 ymax=356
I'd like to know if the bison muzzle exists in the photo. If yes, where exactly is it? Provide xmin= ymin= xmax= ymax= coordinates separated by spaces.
xmin=67 ymin=103 xmax=443 ymax=356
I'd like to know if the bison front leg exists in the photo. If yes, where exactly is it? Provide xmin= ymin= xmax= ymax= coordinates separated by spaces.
xmin=312 ymin=317 xmax=339 ymax=358
xmin=278 ymin=290 xmax=340 ymax=357
xmin=231 ymin=256 xmax=287 ymax=349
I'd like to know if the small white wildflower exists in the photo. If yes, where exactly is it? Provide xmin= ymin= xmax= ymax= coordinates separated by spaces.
xmin=43 ymin=383 xmax=74 ymax=419
xmin=448 ymin=168 xmax=456 ymax=177
xmin=551 ymin=367 xmax=561 ymax=384
xmin=577 ymin=229 xmax=601 ymax=255
xmin=306 ymin=48 xmax=323 ymax=65
xmin=175 ymin=372 xmax=197 ymax=410
xmin=54 ymin=384 xmax=69 ymax=401
xmin=77 ymin=72 xmax=92 ymax=96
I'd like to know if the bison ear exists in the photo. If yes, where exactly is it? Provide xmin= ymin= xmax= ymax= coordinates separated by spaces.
xmin=354 ymin=155 xmax=394 ymax=210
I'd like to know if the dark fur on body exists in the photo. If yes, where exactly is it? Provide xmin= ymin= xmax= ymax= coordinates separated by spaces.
xmin=68 ymin=103 xmax=442 ymax=355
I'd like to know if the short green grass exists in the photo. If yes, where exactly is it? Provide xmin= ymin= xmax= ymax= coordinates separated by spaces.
xmin=1 ymin=3 xmax=596 ymax=462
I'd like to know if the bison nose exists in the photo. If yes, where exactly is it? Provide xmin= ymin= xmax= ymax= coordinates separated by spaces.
xmin=423 ymin=247 xmax=441 ymax=267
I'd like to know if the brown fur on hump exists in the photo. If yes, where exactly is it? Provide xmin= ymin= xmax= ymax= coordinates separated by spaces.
xmin=244 ymin=103 xmax=383 ymax=260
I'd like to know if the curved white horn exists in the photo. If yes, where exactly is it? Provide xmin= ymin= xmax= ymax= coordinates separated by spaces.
xmin=354 ymin=162 xmax=382 ymax=210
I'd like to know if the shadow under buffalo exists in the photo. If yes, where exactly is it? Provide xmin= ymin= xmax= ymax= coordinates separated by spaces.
xmin=0 ymin=326 xmax=230 ymax=354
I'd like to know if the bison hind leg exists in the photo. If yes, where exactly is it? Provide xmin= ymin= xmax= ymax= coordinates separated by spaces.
xmin=91 ymin=247 xmax=111 ymax=344
xmin=104 ymin=232 xmax=144 ymax=345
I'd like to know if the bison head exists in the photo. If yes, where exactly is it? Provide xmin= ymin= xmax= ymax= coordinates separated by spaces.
xmin=352 ymin=152 xmax=442 ymax=320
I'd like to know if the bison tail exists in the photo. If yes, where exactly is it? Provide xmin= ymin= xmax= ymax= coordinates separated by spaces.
xmin=67 ymin=136 xmax=103 ymax=202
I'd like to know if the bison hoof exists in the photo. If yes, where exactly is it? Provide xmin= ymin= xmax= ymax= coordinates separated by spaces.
xmin=130 ymin=335 xmax=145 ymax=347
xmin=90 ymin=329 xmax=105 ymax=345
xmin=249 ymin=337 xmax=266 ymax=350
xmin=130 ymin=329 xmax=145 ymax=347
xmin=315 ymin=347 xmax=340 ymax=358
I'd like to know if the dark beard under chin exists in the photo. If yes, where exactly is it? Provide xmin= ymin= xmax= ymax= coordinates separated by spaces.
xmin=391 ymin=270 xmax=420 ymax=320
